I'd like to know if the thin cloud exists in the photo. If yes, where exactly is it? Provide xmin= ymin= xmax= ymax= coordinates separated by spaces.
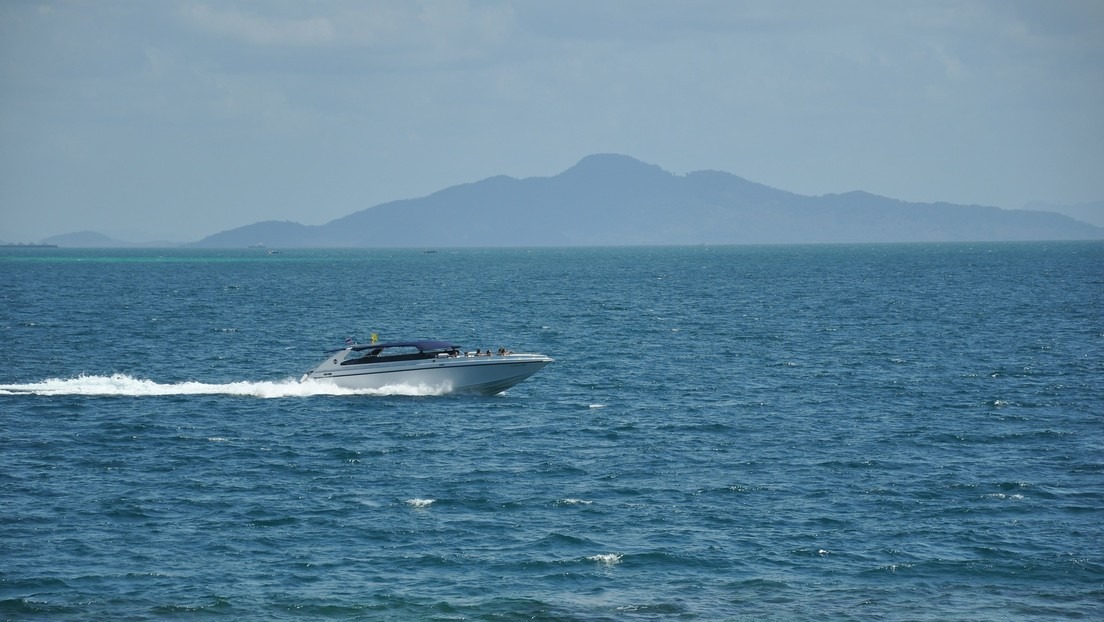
xmin=180 ymin=4 xmax=336 ymax=46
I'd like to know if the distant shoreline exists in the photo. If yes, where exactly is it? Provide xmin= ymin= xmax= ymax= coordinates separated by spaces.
xmin=1 ymin=243 xmax=58 ymax=248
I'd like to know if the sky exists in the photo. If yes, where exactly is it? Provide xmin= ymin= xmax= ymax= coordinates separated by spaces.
xmin=1 ymin=1 xmax=1102 ymax=242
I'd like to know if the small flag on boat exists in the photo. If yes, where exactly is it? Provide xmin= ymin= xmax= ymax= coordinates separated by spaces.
xmin=345 ymin=336 xmax=354 ymax=345
xmin=370 ymin=333 xmax=379 ymax=344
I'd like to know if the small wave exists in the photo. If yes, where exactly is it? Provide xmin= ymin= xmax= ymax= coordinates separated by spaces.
xmin=0 ymin=374 xmax=451 ymax=398
xmin=587 ymin=553 xmax=622 ymax=566
xmin=868 ymin=562 xmax=914 ymax=574
xmin=616 ymin=604 xmax=686 ymax=615
xmin=405 ymin=498 xmax=435 ymax=508
xmin=557 ymin=498 xmax=593 ymax=506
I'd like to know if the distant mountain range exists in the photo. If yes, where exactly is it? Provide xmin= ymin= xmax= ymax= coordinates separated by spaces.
xmin=1023 ymin=200 xmax=1104 ymax=229
xmin=26 ymin=231 xmax=181 ymax=248
xmin=189 ymin=154 xmax=1101 ymax=247
xmin=40 ymin=231 xmax=128 ymax=248
xmin=12 ymin=154 xmax=1100 ymax=248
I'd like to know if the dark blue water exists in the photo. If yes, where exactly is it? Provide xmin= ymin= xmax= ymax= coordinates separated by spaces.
xmin=2 ymin=243 xmax=1102 ymax=620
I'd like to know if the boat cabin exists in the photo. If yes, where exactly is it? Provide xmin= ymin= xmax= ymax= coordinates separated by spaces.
xmin=338 ymin=340 xmax=461 ymax=366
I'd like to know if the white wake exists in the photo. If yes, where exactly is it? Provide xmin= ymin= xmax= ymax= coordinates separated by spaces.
xmin=0 ymin=374 xmax=450 ymax=398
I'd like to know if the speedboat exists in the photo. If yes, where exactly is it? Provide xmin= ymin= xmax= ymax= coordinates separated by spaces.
xmin=303 ymin=340 xmax=553 ymax=395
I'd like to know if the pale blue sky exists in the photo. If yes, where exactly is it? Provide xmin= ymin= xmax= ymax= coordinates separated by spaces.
xmin=2 ymin=1 xmax=1102 ymax=242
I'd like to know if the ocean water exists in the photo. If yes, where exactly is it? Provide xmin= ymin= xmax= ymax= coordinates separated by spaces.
xmin=1 ymin=243 xmax=1102 ymax=620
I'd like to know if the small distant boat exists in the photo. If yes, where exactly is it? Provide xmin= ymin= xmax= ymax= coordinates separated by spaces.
xmin=303 ymin=340 xmax=553 ymax=395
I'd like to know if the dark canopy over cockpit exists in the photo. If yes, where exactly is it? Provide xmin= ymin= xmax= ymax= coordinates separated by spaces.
xmin=349 ymin=340 xmax=459 ymax=352
xmin=325 ymin=340 xmax=461 ymax=354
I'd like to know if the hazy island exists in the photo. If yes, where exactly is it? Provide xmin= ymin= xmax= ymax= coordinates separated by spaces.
xmin=20 ymin=155 xmax=1104 ymax=247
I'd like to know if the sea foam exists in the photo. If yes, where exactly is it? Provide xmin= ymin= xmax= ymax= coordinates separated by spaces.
xmin=0 ymin=374 xmax=451 ymax=398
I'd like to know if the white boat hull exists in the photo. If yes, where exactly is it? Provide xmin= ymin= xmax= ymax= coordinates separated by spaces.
xmin=305 ymin=353 xmax=552 ymax=396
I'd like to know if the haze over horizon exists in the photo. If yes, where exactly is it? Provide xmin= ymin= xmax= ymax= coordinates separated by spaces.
xmin=2 ymin=1 xmax=1102 ymax=243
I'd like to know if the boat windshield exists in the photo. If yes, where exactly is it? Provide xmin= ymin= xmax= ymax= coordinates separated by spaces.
xmin=341 ymin=345 xmax=434 ymax=365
